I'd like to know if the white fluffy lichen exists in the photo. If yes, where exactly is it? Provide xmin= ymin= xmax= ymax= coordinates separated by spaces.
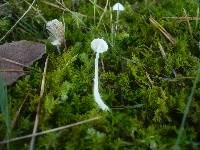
xmin=91 ymin=38 xmax=109 ymax=111
xmin=46 ymin=19 xmax=65 ymax=52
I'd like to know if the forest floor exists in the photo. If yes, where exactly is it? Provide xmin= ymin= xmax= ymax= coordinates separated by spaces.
xmin=0 ymin=0 xmax=200 ymax=150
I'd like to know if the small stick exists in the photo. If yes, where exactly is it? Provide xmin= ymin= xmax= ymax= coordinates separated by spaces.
xmin=0 ymin=117 xmax=100 ymax=144
xmin=29 ymin=57 xmax=48 ymax=150
xmin=0 ymin=0 xmax=36 ymax=42
xmin=158 ymin=42 xmax=176 ymax=77
xmin=149 ymin=17 xmax=176 ymax=45
xmin=11 ymin=96 xmax=28 ymax=128
xmin=196 ymin=7 xmax=199 ymax=29
xmin=146 ymin=72 xmax=154 ymax=86
xmin=183 ymin=8 xmax=193 ymax=38
xmin=163 ymin=16 xmax=200 ymax=21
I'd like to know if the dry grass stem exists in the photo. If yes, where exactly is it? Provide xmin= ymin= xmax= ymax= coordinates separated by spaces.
xmin=163 ymin=16 xmax=200 ymax=21
xmin=149 ymin=17 xmax=176 ymax=45
xmin=11 ymin=96 xmax=28 ymax=128
xmin=0 ymin=117 xmax=100 ymax=144
xmin=29 ymin=57 xmax=48 ymax=150
xmin=0 ymin=0 xmax=36 ymax=42
xmin=183 ymin=8 xmax=193 ymax=38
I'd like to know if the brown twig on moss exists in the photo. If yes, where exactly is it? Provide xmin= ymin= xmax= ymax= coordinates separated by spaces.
xmin=183 ymin=8 xmax=193 ymax=38
xmin=0 ymin=0 xmax=37 ymax=42
xmin=0 ymin=117 xmax=100 ymax=144
xmin=149 ymin=17 xmax=176 ymax=45
xmin=29 ymin=57 xmax=48 ymax=150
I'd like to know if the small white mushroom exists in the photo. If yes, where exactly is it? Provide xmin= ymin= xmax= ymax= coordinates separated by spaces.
xmin=91 ymin=38 xmax=109 ymax=111
xmin=112 ymin=3 xmax=124 ymax=25
xmin=113 ymin=3 xmax=125 ymax=11
xmin=46 ymin=19 xmax=65 ymax=52
xmin=91 ymin=38 xmax=108 ymax=53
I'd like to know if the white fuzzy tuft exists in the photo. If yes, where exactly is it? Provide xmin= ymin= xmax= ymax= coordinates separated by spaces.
xmin=46 ymin=19 xmax=65 ymax=47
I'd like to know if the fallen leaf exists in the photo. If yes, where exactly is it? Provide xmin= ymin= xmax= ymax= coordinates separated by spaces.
xmin=0 ymin=40 xmax=45 ymax=85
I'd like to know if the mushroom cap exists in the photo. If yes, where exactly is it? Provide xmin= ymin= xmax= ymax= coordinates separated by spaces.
xmin=91 ymin=38 xmax=108 ymax=53
xmin=113 ymin=3 xmax=124 ymax=11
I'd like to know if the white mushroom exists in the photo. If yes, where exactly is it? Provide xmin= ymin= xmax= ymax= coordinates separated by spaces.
xmin=46 ymin=19 xmax=65 ymax=52
xmin=91 ymin=38 xmax=109 ymax=111
xmin=91 ymin=38 xmax=108 ymax=53
xmin=112 ymin=3 xmax=124 ymax=29
xmin=113 ymin=3 xmax=125 ymax=11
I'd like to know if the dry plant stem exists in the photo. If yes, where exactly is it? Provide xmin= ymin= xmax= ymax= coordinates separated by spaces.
xmin=146 ymin=72 xmax=154 ymax=86
xmin=174 ymin=64 xmax=200 ymax=148
xmin=94 ymin=0 xmax=96 ymax=25
xmin=196 ymin=7 xmax=199 ymax=29
xmin=29 ymin=57 xmax=48 ymax=150
xmin=0 ymin=117 xmax=100 ymax=144
xmin=163 ymin=16 xmax=200 ymax=21
xmin=158 ymin=42 xmax=176 ymax=77
xmin=43 ymin=1 xmax=86 ymax=26
xmin=11 ymin=96 xmax=28 ymax=128
xmin=0 ymin=0 xmax=36 ymax=42
xmin=183 ymin=8 xmax=193 ymax=38
xmin=24 ymin=0 xmax=47 ymax=23
xmin=149 ymin=17 xmax=176 ymax=45
xmin=97 ymin=0 xmax=108 ymax=28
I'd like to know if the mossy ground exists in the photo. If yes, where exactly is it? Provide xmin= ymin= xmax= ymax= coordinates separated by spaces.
xmin=0 ymin=0 xmax=200 ymax=149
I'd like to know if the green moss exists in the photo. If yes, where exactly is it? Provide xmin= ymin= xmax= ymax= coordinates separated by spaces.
xmin=0 ymin=0 xmax=200 ymax=149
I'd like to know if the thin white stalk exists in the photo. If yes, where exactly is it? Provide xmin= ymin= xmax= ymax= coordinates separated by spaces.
xmin=94 ymin=53 xmax=109 ymax=111
xmin=56 ymin=45 xmax=61 ymax=53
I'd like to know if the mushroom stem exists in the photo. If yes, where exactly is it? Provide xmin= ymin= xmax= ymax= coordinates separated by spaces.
xmin=116 ymin=10 xmax=119 ymax=30
xmin=94 ymin=53 xmax=109 ymax=111
xmin=56 ymin=45 xmax=61 ymax=53
xmin=94 ymin=52 xmax=99 ymax=91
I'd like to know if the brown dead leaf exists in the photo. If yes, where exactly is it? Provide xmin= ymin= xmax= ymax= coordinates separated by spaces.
xmin=0 ymin=40 xmax=45 ymax=85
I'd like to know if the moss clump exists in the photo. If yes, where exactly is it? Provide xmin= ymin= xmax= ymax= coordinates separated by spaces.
xmin=0 ymin=0 xmax=200 ymax=149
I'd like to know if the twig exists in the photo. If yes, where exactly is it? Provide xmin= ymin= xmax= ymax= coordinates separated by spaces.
xmin=146 ymin=72 xmax=154 ymax=86
xmin=23 ymin=0 xmax=47 ymax=23
xmin=196 ymin=7 xmax=199 ymax=29
xmin=158 ymin=42 xmax=167 ymax=60
xmin=29 ymin=57 xmax=48 ymax=150
xmin=11 ymin=96 xmax=28 ymax=128
xmin=149 ymin=17 xmax=176 ymax=45
xmin=0 ymin=117 xmax=100 ymax=144
xmin=0 ymin=0 xmax=37 ymax=42
xmin=163 ymin=16 xmax=200 ymax=21
xmin=151 ymin=76 xmax=196 ymax=81
xmin=183 ymin=8 xmax=193 ymax=38
xmin=97 ymin=0 xmax=109 ymax=28
xmin=112 ymin=104 xmax=144 ymax=110
xmin=158 ymin=42 xmax=176 ymax=77
xmin=174 ymin=64 xmax=200 ymax=148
